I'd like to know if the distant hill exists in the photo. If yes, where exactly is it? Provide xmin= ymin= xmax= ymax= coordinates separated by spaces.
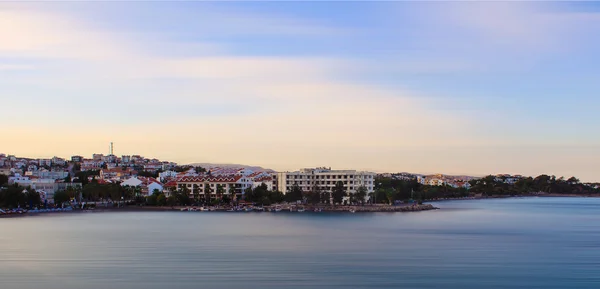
xmin=187 ymin=163 xmax=275 ymax=172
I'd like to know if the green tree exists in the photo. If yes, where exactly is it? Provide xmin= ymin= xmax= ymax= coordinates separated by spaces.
xmin=309 ymin=186 xmax=322 ymax=205
xmin=25 ymin=189 xmax=41 ymax=208
xmin=216 ymin=184 xmax=225 ymax=203
xmin=285 ymin=184 xmax=303 ymax=203
xmin=374 ymin=188 xmax=388 ymax=204
xmin=156 ymin=194 xmax=167 ymax=206
xmin=269 ymin=190 xmax=285 ymax=204
xmin=355 ymin=186 xmax=368 ymax=205
xmin=0 ymin=174 xmax=8 ymax=186
xmin=252 ymin=183 xmax=269 ymax=204
xmin=146 ymin=190 xmax=160 ymax=206
xmin=243 ymin=187 xmax=254 ymax=202
xmin=54 ymin=190 xmax=70 ymax=206
xmin=384 ymin=188 xmax=396 ymax=204
xmin=203 ymin=183 xmax=212 ymax=204
xmin=332 ymin=181 xmax=345 ymax=205
xmin=167 ymin=195 xmax=178 ymax=206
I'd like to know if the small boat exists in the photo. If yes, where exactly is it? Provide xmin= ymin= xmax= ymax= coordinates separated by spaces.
xmin=314 ymin=208 xmax=322 ymax=212
xmin=274 ymin=206 xmax=282 ymax=212
xmin=297 ymin=207 xmax=305 ymax=212
xmin=349 ymin=209 xmax=356 ymax=213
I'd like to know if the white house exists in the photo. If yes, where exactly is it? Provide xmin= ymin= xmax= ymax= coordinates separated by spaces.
xmin=158 ymin=170 xmax=178 ymax=182
xmin=147 ymin=182 xmax=163 ymax=194
xmin=38 ymin=159 xmax=52 ymax=167
xmin=52 ymin=157 xmax=66 ymax=166
xmin=121 ymin=176 xmax=163 ymax=196
xmin=252 ymin=175 xmax=274 ymax=191
xmin=121 ymin=177 xmax=143 ymax=187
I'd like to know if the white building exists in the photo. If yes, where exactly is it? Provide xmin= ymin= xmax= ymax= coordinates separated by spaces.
xmin=0 ymin=168 xmax=11 ymax=176
xmin=176 ymin=175 xmax=244 ymax=200
xmin=427 ymin=178 xmax=445 ymax=186
xmin=273 ymin=167 xmax=376 ymax=196
xmin=12 ymin=178 xmax=81 ymax=202
xmin=38 ymin=159 xmax=52 ymax=167
xmin=52 ymin=156 xmax=66 ymax=166
xmin=158 ymin=170 xmax=178 ymax=182
xmin=121 ymin=176 xmax=164 ymax=196
xmin=121 ymin=176 xmax=143 ymax=187
xmin=252 ymin=175 xmax=274 ymax=191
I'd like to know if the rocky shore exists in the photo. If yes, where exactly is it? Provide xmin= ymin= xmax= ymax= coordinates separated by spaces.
xmin=313 ymin=204 xmax=438 ymax=212
xmin=1 ymin=203 xmax=439 ymax=218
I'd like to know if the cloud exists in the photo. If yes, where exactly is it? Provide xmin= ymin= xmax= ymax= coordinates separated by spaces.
xmin=3 ymin=2 xmax=597 ymax=181
xmin=0 ymin=64 xmax=34 ymax=71
xmin=0 ymin=3 xmax=470 ymax=164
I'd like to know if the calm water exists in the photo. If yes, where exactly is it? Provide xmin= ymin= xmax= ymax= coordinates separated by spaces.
xmin=1 ymin=197 xmax=600 ymax=289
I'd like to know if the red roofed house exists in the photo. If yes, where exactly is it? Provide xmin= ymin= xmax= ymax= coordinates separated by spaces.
xmin=252 ymin=175 xmax=274 ymax=191
xmin=176 ymin=175 xmax=244 ymax=202
xmin=121 ymin=176 xmax=164 ymax=196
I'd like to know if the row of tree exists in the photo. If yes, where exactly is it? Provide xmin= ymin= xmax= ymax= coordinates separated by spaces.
xmin=372 ymin=174 xmax=600 ymax=203
xmin=142 ymin=182 xmax=371 ymax=207
xmin=0 ymin=184 xmax=42 ymax=209
xmin=468 ymin=175 xmax=599 ymax=196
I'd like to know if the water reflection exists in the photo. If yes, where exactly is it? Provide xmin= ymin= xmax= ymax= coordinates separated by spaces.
xmin=1 ymin=198 xmax=600 ymax=289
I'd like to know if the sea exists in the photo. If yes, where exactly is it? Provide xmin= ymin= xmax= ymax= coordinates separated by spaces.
xmin=1 ymin=197 xmax=599 ymax=289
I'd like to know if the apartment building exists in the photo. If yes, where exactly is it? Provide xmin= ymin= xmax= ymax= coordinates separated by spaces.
xmin=274 ymin=167 xmax=376 ymax=195
xmin=176 ymin=175 xmax=245 ymax=200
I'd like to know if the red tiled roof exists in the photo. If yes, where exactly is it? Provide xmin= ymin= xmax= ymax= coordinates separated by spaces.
xmin=138 ymin=177 xmax=162 ymax=186
xmin=247 ymin=172 xmax=262 ymax=178
xmin=164 ymin=180 xmax=177 ymax=187
xmin=177 ymin=175 xmax=243 ymax=183
xmin=254 ymin=176 xmax=273 ymax=182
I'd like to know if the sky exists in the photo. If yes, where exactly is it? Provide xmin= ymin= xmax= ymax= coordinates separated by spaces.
xmin=1 ymin=1 xmax=599 ymax=181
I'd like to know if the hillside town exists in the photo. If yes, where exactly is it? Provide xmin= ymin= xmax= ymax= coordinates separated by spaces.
xmin=0 ymin=149 xmax=380 ymax=206
xmin=1 ymin=146 xmax=599 ymax=212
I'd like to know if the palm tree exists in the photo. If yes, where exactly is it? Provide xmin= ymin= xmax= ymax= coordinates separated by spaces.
xmin=216 ymin=184 xmax=225 ymax=204
xmin=192 ymin=184 xmax=199 ymax=205
xmin=228 ymin=185 xmax=237 ymax=204
xmin=204 ymin=182 xmax=213 ymax=204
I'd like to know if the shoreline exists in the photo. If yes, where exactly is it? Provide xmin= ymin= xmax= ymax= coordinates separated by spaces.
xmin=427 ymin=193 xmax=600 ymax=203
xmin=4 ymin=194 xmax=599 ymax=219
xmin=0 ymin=203 xmax=438 ymax=218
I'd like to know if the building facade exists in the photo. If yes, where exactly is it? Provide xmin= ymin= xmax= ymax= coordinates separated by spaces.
xmin=274 ymin=167 xmax=376 ymax=195
xmin=176 ymin=175 xmax=244 ymax=201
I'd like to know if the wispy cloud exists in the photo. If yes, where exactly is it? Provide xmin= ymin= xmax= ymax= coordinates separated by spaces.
xmin=0 ymin=64 xmax=34 ymax=71
xmin=1 ymin=2 xmax=599 ymax=181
